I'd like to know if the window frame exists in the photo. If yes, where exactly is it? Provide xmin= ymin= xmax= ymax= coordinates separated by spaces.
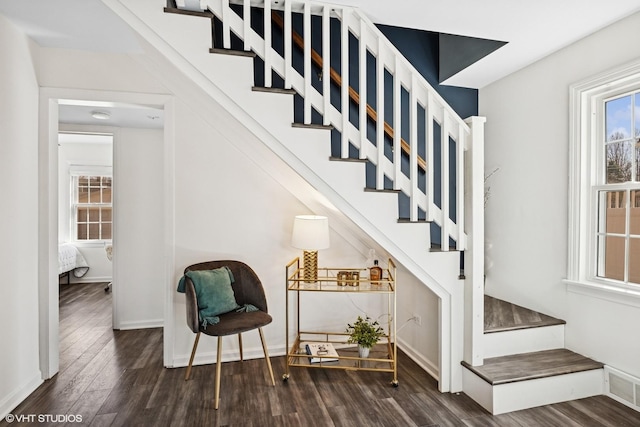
xmin=69 ymin=165 xmax=113 ymax=244
xmin=566 ymin=60 xmax=640 ymax=305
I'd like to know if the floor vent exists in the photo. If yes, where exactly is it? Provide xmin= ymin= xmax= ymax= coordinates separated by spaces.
xmin=605 ymin=366 xmax=640 ymax=411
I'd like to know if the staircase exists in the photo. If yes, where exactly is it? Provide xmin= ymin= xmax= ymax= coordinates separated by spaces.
xmin=97 ymin=0 xmax=613 ymax=414
xmin=102 ymin=0 xmax=487 ymax=393
xmin=462 ymin=296 xmax=604 ymax=414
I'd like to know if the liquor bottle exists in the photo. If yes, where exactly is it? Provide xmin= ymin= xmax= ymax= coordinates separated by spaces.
xmin=370 ymin=260 xmax=383 ymax=285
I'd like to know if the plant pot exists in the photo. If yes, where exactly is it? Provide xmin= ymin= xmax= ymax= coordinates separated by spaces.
xmin=358 ymin=345 xmax=370 ymax=359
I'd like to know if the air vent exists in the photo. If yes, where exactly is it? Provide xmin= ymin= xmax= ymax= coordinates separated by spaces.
xmin=605 ymin=366 xmax=640 ymax=411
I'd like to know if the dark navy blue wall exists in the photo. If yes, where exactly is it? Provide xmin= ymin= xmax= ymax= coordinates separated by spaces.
xmin=376 ymin=24 xmax=478 ymax=120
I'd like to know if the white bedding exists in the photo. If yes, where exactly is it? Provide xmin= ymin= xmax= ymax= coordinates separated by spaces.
xmin=58 ymin=243 xmax=89 ymax=278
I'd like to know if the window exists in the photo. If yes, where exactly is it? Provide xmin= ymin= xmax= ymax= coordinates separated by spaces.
xmin=72 ymin=174 xmax=112 ymax=241
xmin=596 ymin=93 xmax=640 ymax=285
xmin=568 ymin=60 xmax=640 ymax=298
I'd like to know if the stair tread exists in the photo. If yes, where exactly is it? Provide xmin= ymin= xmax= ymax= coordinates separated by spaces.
xmin=462 ymin=348 xmax=603 ymax=385
xmin=484 ymin=295 xmax=565 ymax=333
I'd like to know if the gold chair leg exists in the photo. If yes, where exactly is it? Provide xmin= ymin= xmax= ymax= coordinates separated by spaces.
xmin=214 ymin=336 xmax=223 ymax=410
xmin=258 ymin=327 xmax=275 ymax=386
xmin=238 ymin=333 xmax=243 ymax=362
xmin=185 ymin=332 xmax=201 ymax=381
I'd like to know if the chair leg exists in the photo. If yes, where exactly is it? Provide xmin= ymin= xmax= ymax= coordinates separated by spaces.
xmin=214 ymin=336 xmax=223 ymax=410
xmin=258 ymin=327 xmax=275 ymax=386
xmin=238 ymin=333 xmax=243 ymax=361
xmin=185 ymin=332 xmax=201 ymax=381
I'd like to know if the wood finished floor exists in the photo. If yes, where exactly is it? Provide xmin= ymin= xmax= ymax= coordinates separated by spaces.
xmin=484 ymin=296 xmax=566 ymax=333
xmin=3 ymin=283 xmax=640 ymax=426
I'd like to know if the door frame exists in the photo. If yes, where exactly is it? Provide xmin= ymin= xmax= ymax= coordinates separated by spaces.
xmin=38 ymin=87 xmax=175 ymax=378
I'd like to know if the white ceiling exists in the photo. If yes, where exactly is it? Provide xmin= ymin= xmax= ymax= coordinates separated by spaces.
xmin=2 ymin=0 xmax=640 ymax=89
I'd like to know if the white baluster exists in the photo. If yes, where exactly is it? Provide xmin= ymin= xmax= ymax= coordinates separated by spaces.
xmin=264 ymin=0 xmax=272 ymax=87
xmin=322 ymin=6 xmax=331 ymax=126
xmin=376 ymin=38 xmax=385 ymax=189
xmin=284 ymin=0 xmax=292 ymax=89
xmin=426 ymin=93 xmax=434 ymax=222
xmin=303 ymin=2 xmax=312 ymax=124
xmin=410 ymin=73 xmax=418 ymax=222
xmin=393 ymin=56 xmax=401 ymax=190
xmin=359 ymin=19 xmax=367 ymax=159
xmin=222 ymin=0 xmax=231 ymax=49
xmin=243 ymin=0 xmax=250 ymax=51
xmin=456 ymin=125 xmax=466 ymax=250
xmin=340 ymin=9 xmax=350 ymax=158
xmin=441 ymin=112 xmax=450 ymax=251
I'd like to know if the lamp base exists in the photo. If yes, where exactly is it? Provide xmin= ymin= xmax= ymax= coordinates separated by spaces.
xmin=302 ymin=250 xmax=318 ymax=283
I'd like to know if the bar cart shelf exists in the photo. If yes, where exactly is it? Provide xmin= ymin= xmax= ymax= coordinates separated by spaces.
xmin=283 ymin=257 xmax=398 ymax=386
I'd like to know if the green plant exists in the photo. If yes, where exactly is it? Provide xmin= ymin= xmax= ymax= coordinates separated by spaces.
xmin=346 ymin=316 xmax=384 ymax=349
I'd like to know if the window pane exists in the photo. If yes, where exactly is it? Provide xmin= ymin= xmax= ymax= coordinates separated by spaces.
xmin=606 ymin=95 xmax=632 ymax=142
xmin=102 ymin=223 xmax=112 ymax=240
xmin=88 ymin=224 xmax=100 ymax=239
xmin=599 ymin=191 xmax=626 ymax=234
xmin=88 ymin=208 xmax=99 ymax=222
xmin=77 ymin=224 xmax=87 ymax=240
xmin=632 ymin=190 xmax=640 ymax=236
xmin=636 ymin=93 xmax=640 ymax=138
xmin=599 ymin=235 xmax=625 ymax=281
xmin=606 ymin=142 xmax=632 ymax=183
xmin=630 ymin=238 xmax=640 ymax=284
xmin=102 ymin=208 xmax=112 ymax=222
xmin=77 ymin=207 xmax=88 ymax=222
xmin=103 ymin=187 xmax=112 ymax=203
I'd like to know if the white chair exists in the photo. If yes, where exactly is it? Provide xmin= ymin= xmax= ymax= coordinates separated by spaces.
xmin=105 ymin=244 xmax=113 ymax=292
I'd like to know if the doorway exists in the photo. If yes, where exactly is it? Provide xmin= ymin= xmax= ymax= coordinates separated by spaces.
xmin=39 ymin=89 xmax=175 ymax=380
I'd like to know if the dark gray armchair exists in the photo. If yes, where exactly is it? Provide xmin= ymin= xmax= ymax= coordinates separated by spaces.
xmin=182 ymin=260 xmax=275 ymax=409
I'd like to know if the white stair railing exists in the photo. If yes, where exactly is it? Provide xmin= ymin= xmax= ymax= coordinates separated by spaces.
xmin=195 ymin=0 xmax=481 ymax=251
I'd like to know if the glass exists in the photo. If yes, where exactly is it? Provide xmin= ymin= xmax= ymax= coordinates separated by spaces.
xmin=102 ymin=223 xmax=112 ymax=240
xmin=606 ymin=142 xmax=632 ymax=183
xmin=598 ymin=191 xmax=626 ymax=234
xmin=599 ymin=235 xmax=625 ymax=281
xmin=102 ymin=208 xmax=112 ymax=222
xmin=631 ymin=190 xmax=640 ymax=236
xmin=88 ymin=208 xmax=99 ymax=222
xmin=88 ymin=224 xmax=100 ymax=240
xmin=77 ymin=208 xmax=88 ymax=222
xmin=77 ymin=224 xmax=87 ymax=240
xmin=630 ymin=238 xmax=640 ymax=284
xmin=605 ymin=95 xmax=632 ymax=142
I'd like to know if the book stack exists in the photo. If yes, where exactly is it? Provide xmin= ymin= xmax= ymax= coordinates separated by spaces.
xmin=305 ymin=342 xmax=339 ymax=363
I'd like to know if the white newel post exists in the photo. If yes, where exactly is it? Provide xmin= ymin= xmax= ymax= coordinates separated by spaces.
xmin=464 ymin=116 xmax=486 ymax=367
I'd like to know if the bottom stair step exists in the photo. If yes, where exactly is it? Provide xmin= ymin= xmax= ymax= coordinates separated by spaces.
xmin=462 ymin=348 xmax=603 ymax=385
xmin=462 ymin=349 xmax=604 ymax=415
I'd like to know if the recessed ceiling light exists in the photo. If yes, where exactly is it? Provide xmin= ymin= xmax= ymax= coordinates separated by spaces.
xmin=91 ymin=111 xmax=111 ymax=120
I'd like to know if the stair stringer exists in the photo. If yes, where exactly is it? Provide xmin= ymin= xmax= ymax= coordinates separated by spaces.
xmin=102 ymin=0 xmax=468 ymax=392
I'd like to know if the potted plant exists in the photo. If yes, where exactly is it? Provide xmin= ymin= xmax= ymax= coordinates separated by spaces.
xmin=346 ymin=315 xmax=384 ymax=358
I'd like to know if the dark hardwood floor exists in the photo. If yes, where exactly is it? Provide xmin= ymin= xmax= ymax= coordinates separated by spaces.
xmin=3 ymin=283 xmax=639 ymax=426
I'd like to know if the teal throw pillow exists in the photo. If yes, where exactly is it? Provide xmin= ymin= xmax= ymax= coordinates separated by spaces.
xmin=186 ymin=267 xmax=239 ymax=326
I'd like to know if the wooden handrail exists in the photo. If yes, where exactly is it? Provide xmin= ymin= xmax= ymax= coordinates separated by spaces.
xmin=271 ymin=12 xmax=426 ymax=171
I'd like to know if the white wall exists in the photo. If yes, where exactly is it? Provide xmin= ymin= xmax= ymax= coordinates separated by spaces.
xmin=114 ymin=127 xmax=165 ymax=328
xmin=480 ymin=11 xmax=640 ymax=377
xmin=58 ymin=136 xmax=113 ymax=282
xmin=0 ymin=14 xmax=43 ymax=419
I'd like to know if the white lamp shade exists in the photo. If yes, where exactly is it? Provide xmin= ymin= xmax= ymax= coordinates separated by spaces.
xmin=291 ymin=215 xmax=330 ymax=250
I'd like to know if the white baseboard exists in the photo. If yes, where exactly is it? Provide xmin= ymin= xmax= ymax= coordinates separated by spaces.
xmin=171 ymin=343 xmax=288 ymax=368
xmin=397 ymin=337 xmax=439 ymax=382
xmin=116 ymin=319 xmax=163 ymax=330
xmin=63 ymin=276 xmax=111 ymax=284
xmin=0 ymin=372 xmax=43 ymax=421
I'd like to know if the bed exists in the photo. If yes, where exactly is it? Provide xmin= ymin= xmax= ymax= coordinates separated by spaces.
xmin=58 ymin=243 xmax=89 ymax=283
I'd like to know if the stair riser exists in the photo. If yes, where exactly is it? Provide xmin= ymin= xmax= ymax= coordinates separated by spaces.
xmin=483 ymin=324 xmax=565 ymax=358
xmin=462 ymin=367 xmax=603 ymax=415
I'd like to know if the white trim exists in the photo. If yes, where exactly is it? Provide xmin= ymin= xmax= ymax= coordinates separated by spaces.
xmin=565 ymin=279 xmax=640 ymax=308
xmin=396 ymin=337 xmax=439 ymax=381
xmin=567 ymin=58 xmax=640 ymax=297
xmin=117 ymin=319 xmax=164 ymax=330
xmin=38 ymin=87 xmax=175 ymax=381
xmin=0 ymin=372 xmax=43 ymax=421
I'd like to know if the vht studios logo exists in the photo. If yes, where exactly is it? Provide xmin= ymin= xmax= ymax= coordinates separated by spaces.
xmin=5 ymin=413 xmax=83 ymax=423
